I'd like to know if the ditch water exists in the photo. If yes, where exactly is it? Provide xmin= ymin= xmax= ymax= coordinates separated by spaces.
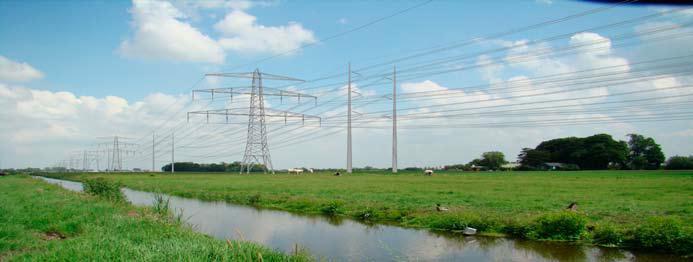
xmin=36 ymin=176 xmax=680 ymax=261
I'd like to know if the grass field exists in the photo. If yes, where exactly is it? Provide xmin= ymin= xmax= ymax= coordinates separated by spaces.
xmin=0 ymin=175 xmax=309 ymax=261
xmin=44 ymin=170 xmax=693 ymax=254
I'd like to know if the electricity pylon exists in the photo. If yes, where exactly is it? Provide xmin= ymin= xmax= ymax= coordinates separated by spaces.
xmin=97 ymin=136 xmax=137 ymax=171
xmin=188 ymin=69 xmax=319 ymax=174
xmin=81 ymin=150 xmax=101 ymax=171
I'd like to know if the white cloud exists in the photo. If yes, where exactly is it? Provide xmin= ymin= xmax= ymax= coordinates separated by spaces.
xmin=0 ymin=55 xmax=44 ymax=82
xmin=0 ymin=83 xmax=202 ymax=168
xmin=215 ymin=9 xmax=316 ymax=54
xmin=118 ymin=0 xmax=225 ymax=64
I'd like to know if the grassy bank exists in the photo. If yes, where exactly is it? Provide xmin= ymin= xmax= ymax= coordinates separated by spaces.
xmin=0 ymin=175 xmax=309 ymax=261
xmin=43 ymin=170 xmax=693 ymax=255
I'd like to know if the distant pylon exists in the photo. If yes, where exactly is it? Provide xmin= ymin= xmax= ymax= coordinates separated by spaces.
xmin=97 ymin=136 xmax=136 ymax=171
xmin=241 ymin=69 xmax=273 ymax=174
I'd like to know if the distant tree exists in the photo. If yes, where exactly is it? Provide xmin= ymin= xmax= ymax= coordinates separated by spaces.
xmin=520 ymin=134 xmax=627 ymax=170
xmin=518 ymin=148 xmax=550 ymax=169
xmin=535 ymin=137 xmax=584 ymax=164
xmin=468 ymin=151 xmax=507 ymax=170
xmin=579 ymin=134 xmax=628 ymax=170
xmin=627 ymin=134 xmax=665 ymax=170
xmin=665 ymin=155 xmax=693 ymax=170
xmin=481 ymin=151 xmax=508 ymax=170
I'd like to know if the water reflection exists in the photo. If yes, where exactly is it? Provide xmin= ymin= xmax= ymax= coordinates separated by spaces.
xmin=36 ymin=177 xmax=680 ymax=261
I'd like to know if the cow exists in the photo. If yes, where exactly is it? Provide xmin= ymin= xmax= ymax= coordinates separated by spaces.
xmin=424 ymin=169 xmax=434 ymax=176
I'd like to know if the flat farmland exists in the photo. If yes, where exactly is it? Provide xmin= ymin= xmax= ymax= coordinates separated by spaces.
xmin=46 ymin=170 xmax=692 ymax=228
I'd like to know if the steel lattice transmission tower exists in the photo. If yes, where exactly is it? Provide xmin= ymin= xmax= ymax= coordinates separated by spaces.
xmin=241 ymin=70 xmax=273 ymax=173
xmin=97 ymin=136 xmax=136 ymax=171
xmin=188 ymin=69 xmax=320 ymax=174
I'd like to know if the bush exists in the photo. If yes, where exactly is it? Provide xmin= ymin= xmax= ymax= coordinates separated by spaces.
xmin=246 ymin=194 xmax=261 ymax=206
xmin=320 ymin=200 xmax=344 ymax=216
xmin=355 ymin=207 xmax=375 ymax=221
xmin=83 ymin=178 xmax=124 ymax=202
xmin=530 ymin=211 xmax=587 ymax=240
xmin=592 ymin=224 xmax=623 ymax=246
xmin=632 ymin=216 xmax=692 ymax=254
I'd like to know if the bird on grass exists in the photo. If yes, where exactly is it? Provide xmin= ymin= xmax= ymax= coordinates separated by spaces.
xmin=436 ymin=203 xmax=449 ymax=212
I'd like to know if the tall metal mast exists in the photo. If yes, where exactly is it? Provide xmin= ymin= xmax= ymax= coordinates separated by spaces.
xmin=392 ymin=65 xmax=398 ymax=173
xmin=347 ymin=63 xmax=353 ymax=174
xmin=171 ymin=133 xmax=175 ymax=173
xmin=152 ymin=132 xmax=155 ymax=172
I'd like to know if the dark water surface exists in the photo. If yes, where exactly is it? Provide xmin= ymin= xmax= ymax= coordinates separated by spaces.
xmin=36 ymin=176 xmax=681 ymax=261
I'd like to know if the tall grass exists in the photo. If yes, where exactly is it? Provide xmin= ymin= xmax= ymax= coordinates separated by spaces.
xmin=152 ymin=193 xmax=185 ymax=224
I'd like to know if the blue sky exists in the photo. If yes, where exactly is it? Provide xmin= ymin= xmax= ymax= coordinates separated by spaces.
xmin=1 ymin=0 xmax=692 ymax=169
xmin=1 ymin=0 xmax=653 ymax=99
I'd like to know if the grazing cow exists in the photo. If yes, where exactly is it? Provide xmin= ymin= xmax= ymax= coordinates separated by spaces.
xmin=288 ymin=168 xmax=304 ymax=174
xmin=334 ymin=172 xmax=341 ymax=176
xmin=424 ymin=169 xmax=434 ymax=176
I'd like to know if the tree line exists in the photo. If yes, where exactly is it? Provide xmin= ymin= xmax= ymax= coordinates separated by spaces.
xmin=449 ymin=133 xmax=691 ymax=171
xmin=160 ymin=161 xmax=266 ymax=172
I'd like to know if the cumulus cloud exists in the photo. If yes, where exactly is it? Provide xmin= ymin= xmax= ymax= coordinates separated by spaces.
xmin=0 ymin=55 xmax=44 ymax=82
xmin=0 ymin=83 xmax=200 ymax=168
xmin=215 ymin=9 xmax=316 ymax=54
xmin=118 ymin=0 xmax=225 ymax=64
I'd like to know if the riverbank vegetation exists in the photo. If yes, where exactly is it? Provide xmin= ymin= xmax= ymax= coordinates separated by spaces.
xmin=0 ymin=175 xmax=309 ymax=261
xmin=41 ymin=170 xmax=692 ymax=255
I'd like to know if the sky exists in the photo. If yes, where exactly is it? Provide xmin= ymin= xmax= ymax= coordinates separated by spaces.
xmin=1 ymin=0 xmax=692 ymax=170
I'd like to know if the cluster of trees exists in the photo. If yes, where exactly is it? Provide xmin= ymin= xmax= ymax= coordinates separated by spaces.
xmin=160 ymin=161 xmax=266 ymax=172
xmin=665 ymin=155 xmax=693 ymax=170
xmin=443 ymin=133 xmax=686 ymax=171
xmin=518 ymin=133 xmax=665 ymax=170
xmin=444 ymin=151 xmax=509 ymax=171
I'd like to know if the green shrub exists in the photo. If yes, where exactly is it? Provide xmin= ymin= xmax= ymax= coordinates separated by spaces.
xmin=530 ymin=211 xmax=586 ymax=240
xmin=320 ymin=200 xmax=344 ymax=216
xmin=632 ymin=216 xmax=692 ymax=254
xmin=355 ymin=207 xmax=375 ymax=221
xmin=246 ymin=194 xmax=261 ymax=206
xmin=592 ymin=224 xmax=623 ymax=246
xmin=83 ymin=178 xmax=124 ymax=202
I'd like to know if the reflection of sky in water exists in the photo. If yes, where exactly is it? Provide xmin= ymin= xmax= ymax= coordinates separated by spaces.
xmin=37 ymin=177 xmax=678 ymax=262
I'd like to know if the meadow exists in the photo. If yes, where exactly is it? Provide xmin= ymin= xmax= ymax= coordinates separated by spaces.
xmin=43 ymin=170 xmax=693 ymax=254
xmin=0 ymin=175 xmax=309 ymax=261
